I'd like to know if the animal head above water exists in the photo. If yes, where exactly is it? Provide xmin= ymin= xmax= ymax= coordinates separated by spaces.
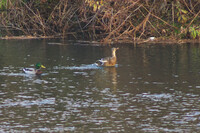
xmin=111 ymin=47 xmax=119 ymax=57
xmin=112 ymin=47 xmax=119 ymax=52
xmin=35 ymin=63 xmax=46 ymax=69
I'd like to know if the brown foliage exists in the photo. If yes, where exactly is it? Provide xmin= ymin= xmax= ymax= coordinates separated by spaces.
xmin=0 ymin=0 xmax=200 ymax=42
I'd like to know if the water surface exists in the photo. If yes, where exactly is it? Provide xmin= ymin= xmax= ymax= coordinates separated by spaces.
xmin=0 ymin=39 xmax=200 ymax=132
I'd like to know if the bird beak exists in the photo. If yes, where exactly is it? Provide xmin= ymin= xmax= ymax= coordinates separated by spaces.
xmin=41 ymin=65 xmax=46 ymax=68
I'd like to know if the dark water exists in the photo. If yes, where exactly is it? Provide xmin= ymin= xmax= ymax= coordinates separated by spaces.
xmin=0 ymin=39 xmax=200 ymax=132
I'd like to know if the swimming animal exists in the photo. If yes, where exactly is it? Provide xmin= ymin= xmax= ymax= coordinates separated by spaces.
xmin=95 ymin=48 xmax=119 ymax=67
xmin=23 ymin=63 xmax=46 ymax=75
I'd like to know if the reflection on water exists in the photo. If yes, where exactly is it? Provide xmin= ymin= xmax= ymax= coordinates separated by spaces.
xmin=0 ymin=40 xmax=200 ymax=132
xmin=103 ymin=67 xmax=118 ymax=90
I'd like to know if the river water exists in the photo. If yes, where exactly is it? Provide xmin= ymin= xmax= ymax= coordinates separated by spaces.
xmin=0 ymin=39 xmax=200 ymax=132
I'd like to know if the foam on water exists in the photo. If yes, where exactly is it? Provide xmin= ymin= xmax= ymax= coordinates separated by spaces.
xmin=53 ymin=64 xmax=118 ymax=70
xmin=54 ymin=64 xmax=102 ymax=70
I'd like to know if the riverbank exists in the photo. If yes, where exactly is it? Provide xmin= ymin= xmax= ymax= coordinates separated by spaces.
xmin=0 ymin=36 xmax=55 ymax=40
xmin=1 ymin=35 xmax=200 ymax=45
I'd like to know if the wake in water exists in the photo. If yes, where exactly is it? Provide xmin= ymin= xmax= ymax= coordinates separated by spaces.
xmin=54 ymin=63 xmax=118 ymax=70
xmin=0 ymin=72 xmax=48 ymax=84
xmin=54 ymin=64 xmax=103 ymax=70
xmin=0 ymin=72 xmax=27 ymax=77
xmin=0 ymin=72 xmax=48 ymax=77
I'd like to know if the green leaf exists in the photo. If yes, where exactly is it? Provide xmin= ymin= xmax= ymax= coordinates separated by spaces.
xmin=197 ymin=30 xmax=200 ymax=36
xmin=181 ymin=9 xmax=188 ymax=14
xmin=93 ymin=4 xmax=97 ymax=12
xmin=181 ymin=15 xmax=187 ymax=23
xmin=177 ymin=12 xmax=180 ymax=16
xmin=178 ymin=16 xmax=181 ymax=22
xmin=182 ymin=15 xmax=187 ymax=22
xmin=190 ymin=27 xmax=197 ymax=39
xmin=0 ymin=0 xmax=7 ymax=9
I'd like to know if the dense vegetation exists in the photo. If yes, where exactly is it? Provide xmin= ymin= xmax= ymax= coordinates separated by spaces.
xmin=0 ymin=0 xmax=200 ymax=42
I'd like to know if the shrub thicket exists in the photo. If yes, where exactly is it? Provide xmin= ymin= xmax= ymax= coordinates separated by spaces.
xmin=0 ymin=0 xmax=200 ymax=42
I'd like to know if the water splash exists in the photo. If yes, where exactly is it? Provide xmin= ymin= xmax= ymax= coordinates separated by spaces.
xmin=54 ymin=64 xmax=102 ymax=70
xmin=0 ymin=72 xmax=26 ymax=77
xmin=54 ymin=64 xmax=118 ymax=70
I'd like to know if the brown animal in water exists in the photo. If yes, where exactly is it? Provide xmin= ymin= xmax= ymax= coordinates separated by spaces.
xmin=95 ymin=48 xmax=119 ymax=67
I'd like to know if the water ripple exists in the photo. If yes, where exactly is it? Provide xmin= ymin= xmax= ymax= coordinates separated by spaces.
xmin=0 ymin=98 xmax=55 ymax=108
xmin=53 ymin=64 xmax=102 ymax=70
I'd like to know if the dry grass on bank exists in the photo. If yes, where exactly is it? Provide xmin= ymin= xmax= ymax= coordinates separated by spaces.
xmin=0 ymin=0 xmax=200 ymax=43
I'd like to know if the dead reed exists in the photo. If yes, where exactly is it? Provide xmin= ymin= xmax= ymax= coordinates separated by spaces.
xmin=0 ymin=0 xmax=199 ymax=42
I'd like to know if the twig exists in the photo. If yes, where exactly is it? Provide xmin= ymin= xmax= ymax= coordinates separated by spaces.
xmin=103 ymin=13 xmax=132 ymax=42
xmin=83 ymin=7 xmax=103 ymax=29
xmin=20 ymin=0 xmax=46 ymax=31
xmin=186 ymin=9 xmax=200 ymax=28
xmin=178 ymin=9 xmax=200 ymax=36
xmin=183 ymin=0 xmax=195 ymax=15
